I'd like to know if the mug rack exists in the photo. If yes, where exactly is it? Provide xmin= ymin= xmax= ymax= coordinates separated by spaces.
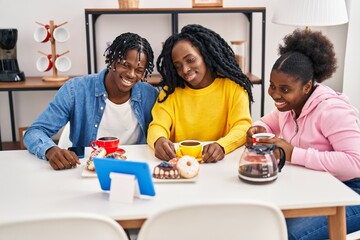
xmin=35 ymin=20 xmax=70 ymax=82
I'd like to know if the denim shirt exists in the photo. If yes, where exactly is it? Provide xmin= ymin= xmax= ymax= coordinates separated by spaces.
xmin=24 ymin=69 xmax=158 ymax=160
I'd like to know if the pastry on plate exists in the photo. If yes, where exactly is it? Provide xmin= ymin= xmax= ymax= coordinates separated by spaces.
xmin=86 ymin=148 xmax=126 ymax=171
xmin=176 ymin=156 xmax=200 ymax=179
xmin=153 ymin=161 xmax=180 ymax=179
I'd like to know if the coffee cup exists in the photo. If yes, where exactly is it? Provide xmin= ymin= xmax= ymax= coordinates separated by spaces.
xmin=176 ymin=140 xmax=202 ymax=161
xmin=252 ymin=133 xmax=275 ymax=144
xmin=90 ymin=136 xmax=120 ymax=154
xmin=55 ymin=56 xmax=71 ymax=72
xmin=53 ymin=27 xmax=70 ymax=42
xmin=36 ymin=55 xmax=53 ymax=72
xmin=34 ymin=26 xmax=50 ymax=43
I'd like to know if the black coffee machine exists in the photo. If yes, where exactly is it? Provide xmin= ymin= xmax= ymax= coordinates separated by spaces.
xmin=0 ymin=29 xmax=25 ymax=82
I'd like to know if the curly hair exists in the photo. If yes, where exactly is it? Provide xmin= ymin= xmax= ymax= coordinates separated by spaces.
xmin=273 ymin=29 xmax=337 ymax=85
xmin=156 ymin=24 xmax=253 ymax=102
xmin=104 ymin=32 xmax=154 ymax=81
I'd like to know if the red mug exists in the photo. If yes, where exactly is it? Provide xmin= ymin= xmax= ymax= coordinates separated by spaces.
xmin=90 ymin=136 xmax=120 ymax=154
xmin=252 ymin=133 xmax=275 ymax=144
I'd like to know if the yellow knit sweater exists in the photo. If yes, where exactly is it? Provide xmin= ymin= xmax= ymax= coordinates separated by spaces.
xmin=147 ymin=77 xmax=252 ymax=154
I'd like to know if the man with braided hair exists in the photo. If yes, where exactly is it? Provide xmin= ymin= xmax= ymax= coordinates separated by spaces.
xmin=147 ymin=24 xmax=253 ymax=163
xmin=25 ymin=32 xmax=158 ymax=170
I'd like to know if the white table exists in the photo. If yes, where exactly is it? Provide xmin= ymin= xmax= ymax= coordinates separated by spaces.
xmin=1 ymin=145 xmax=359 ymax=240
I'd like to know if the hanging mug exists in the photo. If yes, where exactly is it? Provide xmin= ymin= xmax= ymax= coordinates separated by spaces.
xmin=55 ymin=56 xmax=71 ymax=72
xmin=53 ymin=27 xmax=70 ymax=42
xmin=34 ymin=26 xmax=50 ymax=43
xmin=36 ymin=55 xmax=53 ymax=72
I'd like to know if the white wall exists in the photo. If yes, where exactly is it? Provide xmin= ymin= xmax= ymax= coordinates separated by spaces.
xmin=343 ymin=0 xmax=360 ymax=111
xmin=0 ymin=0 xmax=353 ymax=142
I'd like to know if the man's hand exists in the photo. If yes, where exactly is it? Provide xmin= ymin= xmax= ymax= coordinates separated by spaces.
xmin=46 ymin=146 xmax=81 ymax=170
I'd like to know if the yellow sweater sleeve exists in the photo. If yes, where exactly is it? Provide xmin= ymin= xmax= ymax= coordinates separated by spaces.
xmin=147 ymin=90 xmax=174 ymax=149
xmin=215 ymin=84 xmax=252 ymax=154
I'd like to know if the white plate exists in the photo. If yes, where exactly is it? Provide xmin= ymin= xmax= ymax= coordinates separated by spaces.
xmin=81 ymin=167 xmax=97 ymax=178
xmin=152 ymin=176 xmax=198 ymax=183
xmin=82 ymin=166 xmax=198 ymax=183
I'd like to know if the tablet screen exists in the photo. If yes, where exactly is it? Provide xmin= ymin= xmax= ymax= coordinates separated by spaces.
xmin=93 ymin=158 xmax=156 ymax=197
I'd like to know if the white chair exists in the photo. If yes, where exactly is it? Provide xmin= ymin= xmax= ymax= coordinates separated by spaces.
xmin=347 ymin=230 xmax=360 ymax=240
xmin=137 ymin=201 xmax=288 ymax=240
xmin=58 ymin=122 xmax=72 ymax=148
xmin=0 ymin=212 xmax=129 ymax=240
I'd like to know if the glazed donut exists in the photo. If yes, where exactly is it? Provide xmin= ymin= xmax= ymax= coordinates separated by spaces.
xmin=176 ymin=156 xmax=200 ymax=179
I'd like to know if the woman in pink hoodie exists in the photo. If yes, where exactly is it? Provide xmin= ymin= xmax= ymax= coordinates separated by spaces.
xmin=247 ymin=29 xmax=360 ymax=239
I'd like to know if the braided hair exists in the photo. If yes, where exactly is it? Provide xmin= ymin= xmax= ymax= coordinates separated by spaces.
xmin=156 ymin=24 xmax=253 ymax=102
xmin=273 ymin=29 xmax=337 ymax=86
xmin=104 ymin=32 xmax=154 ymax=81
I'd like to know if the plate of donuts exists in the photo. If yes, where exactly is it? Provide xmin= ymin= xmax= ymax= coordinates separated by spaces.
xmin=152 ymin=176 xmax=198 ymax=183
xmin=81 ymin=166 xmax=198 ymax=182
xmin=152 ymin=156 xmax=200 ymax=183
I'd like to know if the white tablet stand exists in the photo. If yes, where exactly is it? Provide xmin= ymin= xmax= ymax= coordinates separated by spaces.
xmin=109 ymin=172 xmax=140 ymax=204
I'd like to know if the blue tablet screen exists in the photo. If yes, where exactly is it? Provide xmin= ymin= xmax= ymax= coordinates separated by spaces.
xmin=93 ymin=158 xmax=156 ymax=197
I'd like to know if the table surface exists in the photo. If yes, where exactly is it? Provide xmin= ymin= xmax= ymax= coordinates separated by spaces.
xmin=0 ymin=144 xmax=359 ymax=225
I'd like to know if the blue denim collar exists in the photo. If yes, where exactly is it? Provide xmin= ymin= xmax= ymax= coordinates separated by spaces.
xmin=95 ymin=69 xmax=108 ymax=98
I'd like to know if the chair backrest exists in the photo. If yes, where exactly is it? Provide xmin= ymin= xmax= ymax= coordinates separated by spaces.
xmin=0 ymin=213 xmax=129 ymax=240
xmin=137 ymin=201 xmax=288 ymax=240
xmin=58 ymin=122 xmax=71 ymax=149
xmin=18 ymin=127 xmax=28 ymax=150
xmin=346 ymin=230 xmax=360 ymax=240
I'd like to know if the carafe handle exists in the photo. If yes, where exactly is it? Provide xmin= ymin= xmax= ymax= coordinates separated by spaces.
xmin=276 ymin=146 xmax=286 ymax=172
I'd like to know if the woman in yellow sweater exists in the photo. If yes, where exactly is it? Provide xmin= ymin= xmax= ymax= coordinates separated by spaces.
xmin=147 ymin=24 xmax=253 ymax=163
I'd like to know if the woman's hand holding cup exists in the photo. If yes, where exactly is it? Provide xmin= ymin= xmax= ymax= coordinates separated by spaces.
xmin=246 ymin=126 xmax=267 ymax=146
xmin=176 ymin=140 xmax=202 ymax=161
xmin=252 ymin=133 xmax=275 ymax=144
xmin=154 ymin=137 xmax=177 ymax=161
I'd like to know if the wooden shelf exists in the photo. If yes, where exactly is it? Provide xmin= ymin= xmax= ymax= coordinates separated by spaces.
xmin=0 ymin=76 xmax=71 ymax=90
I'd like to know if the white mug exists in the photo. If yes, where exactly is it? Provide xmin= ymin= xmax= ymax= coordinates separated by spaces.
xmin=53 ymin=27 xmax=69 ymax=42
xmin=34 ymin=27 xmax=50 ymax=43
xmin=36 ymin=56 xmax=53 ymax=72
xmin=55 ymin=56 xmax=71 ymax=72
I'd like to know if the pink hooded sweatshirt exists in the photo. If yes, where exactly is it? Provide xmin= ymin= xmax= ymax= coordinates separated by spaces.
xmin=254 ymin=84 xmax=360 ymax=181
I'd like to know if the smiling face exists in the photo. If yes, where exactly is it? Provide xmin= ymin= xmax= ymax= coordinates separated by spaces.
xmin=105 ymin=49 xmax=147 ymax=103
xmin=171 ymin=39 xmax=212 ymax=89
xmin=268 ymin=70 xmax=312 ymax=117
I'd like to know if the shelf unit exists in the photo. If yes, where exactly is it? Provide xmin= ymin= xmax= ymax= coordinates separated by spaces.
xmin=84 ymin=7 xmax=266 ymax=116
xmin=0 ymin=76 xmax=70 ymax=150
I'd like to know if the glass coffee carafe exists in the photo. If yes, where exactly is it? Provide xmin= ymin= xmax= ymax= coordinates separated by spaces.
xmin=238 ymin=144 xmax=286 ymax=183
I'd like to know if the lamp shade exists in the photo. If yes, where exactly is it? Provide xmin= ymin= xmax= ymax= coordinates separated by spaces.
xmin=272 ymin=0 xmax=348 ymax=27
